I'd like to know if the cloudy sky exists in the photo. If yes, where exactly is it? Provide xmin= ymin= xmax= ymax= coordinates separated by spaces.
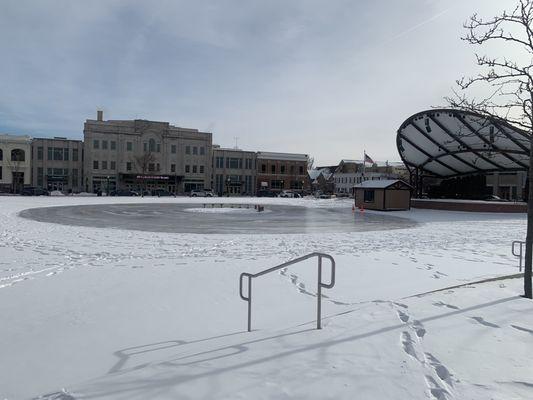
xmin=0 ymin=0 xmax=517 ymax=165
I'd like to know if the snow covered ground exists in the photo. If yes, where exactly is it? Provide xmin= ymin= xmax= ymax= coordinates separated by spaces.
xmin=0 ymin=196 xmax=532 ymax=399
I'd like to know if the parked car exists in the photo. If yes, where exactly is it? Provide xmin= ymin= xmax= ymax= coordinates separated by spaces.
xmin=190 ymin=189 xmax=214 ymax=197
xmin=109 ymin=189 xmax=138 ymax=197
xmin=152 ymin=189 xmax=176 ymax=197
xmin=20 ymin=187 xmax=50 ymax=196
xmin=482 ymin=194 xmax=508 ymax=202
xmin=278 ymin=190 xmax=301 ymax=198
xmin=257 ymin=189 xmax=277 ymax=197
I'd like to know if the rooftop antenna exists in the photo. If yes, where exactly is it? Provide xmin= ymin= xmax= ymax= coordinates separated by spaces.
xmin=234 ymin=136 xmax=239 ymax=149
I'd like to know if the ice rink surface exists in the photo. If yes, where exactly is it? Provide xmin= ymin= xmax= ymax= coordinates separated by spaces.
xmin=1 ymin=196 xmax=532 ymax=399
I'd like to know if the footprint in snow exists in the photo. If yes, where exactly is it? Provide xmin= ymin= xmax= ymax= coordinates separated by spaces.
xmin=425 ymin=352 xmax=454 ymax=387
xmin=432 ymin=301 xmax=460 ymax=310
xmin=400 ymin=331 xmax=419 ymax=360
xmin=397 ymin=310 xmax=410 ymax=323
xmin=510 ymin=324 xmax=533 ymax=334
xmin=470 ymin=316 xmax=500 ymax=328
xmin=412 ymin=320 xmax=426 ymax=338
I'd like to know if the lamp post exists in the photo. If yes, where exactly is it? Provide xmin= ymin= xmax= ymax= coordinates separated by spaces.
xmin=106 ymin=176 xmax=110 ymax=196
xmin=226 ymin=177 xmax=231 ymax=197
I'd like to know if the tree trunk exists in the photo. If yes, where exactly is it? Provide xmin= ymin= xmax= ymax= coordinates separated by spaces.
xmin=525 ymin=125 xmax=533 ymax=298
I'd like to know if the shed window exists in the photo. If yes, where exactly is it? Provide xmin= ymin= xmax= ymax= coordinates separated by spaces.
xmin=364 ymin=189 xmax=375 ymax=203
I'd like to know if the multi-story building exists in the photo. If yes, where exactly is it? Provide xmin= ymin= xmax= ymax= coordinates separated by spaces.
xmin=256 ymin=152 xmax=309 ymax=193
xmin=212 ymin=146 xmax=256 ymax=196
xmin=31 ymin=137 xmax=84 ymax=192
xmin=333 ymin=160 xmax=404 ymax=195
xmin=0 ymin=134 xmax=32 ymax=193
xmin=485 ymin=172 xmax=527 ymax=201
xmin=83 ymin=111 xmax=212 ymax=194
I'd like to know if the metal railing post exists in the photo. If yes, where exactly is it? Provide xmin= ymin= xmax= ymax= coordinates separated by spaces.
xmin=239 ymin=252 xmax=335 ymax=332
xmin=317 ymin=255 xmax=322 ymax=330
xmin=247 ymin=276 xmax=252 ymax=332
xmin=512 ymin=240 xmax=526 ymax=272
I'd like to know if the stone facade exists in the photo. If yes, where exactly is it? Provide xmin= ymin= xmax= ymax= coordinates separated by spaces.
xmin=212 ymin=146 xmax=257 ymax=196
xmin=0 ymin=134 xmax=32 ymax=193
xmin=256 ymin=152 xmax=309 ymax=193
xmin=31 ymin=137 xmax=84 ymax=192
xmin=83 ymin=113 xmax=212 ymax=194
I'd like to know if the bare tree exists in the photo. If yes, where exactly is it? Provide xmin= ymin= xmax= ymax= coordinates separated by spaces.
xmin=447 ymin=0 xmax=533 ymax=298
xmin=307 ymin=156 xmax=315 ymax=170
xmin=134 ymin=151 xmax=156 ymax=197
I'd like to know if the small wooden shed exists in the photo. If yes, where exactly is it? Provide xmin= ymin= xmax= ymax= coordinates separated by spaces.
xmin=354 ymin=179 xmax=412 ymax=211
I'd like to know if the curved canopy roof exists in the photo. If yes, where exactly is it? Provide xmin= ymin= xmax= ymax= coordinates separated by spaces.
xmin=396 ymin=109 xmax=530 ymax=177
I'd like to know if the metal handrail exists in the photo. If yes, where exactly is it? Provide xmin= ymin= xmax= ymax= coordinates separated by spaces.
xmin=239 ymin=252 xmax=335 ymax=332
xmin=512 ymin=240 xmax=526 ymax=272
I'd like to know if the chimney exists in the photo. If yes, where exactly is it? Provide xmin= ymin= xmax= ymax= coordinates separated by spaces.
xmin=97 ymin=110 xmax=103 ymax=121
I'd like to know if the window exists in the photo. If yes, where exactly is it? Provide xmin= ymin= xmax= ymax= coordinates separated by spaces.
xmin=110 ymin=141 xmax=116 ymax=150
xmin=299 ymin=166 xmax=304 ymax=175
xmin=228 ymin=158 xmax=241 ymax=169
xmin=199 ymin=165 xmax=204 ymax=173
xmin=93 ymin=160 xmax=99 ymax=170
xmin=53 ymin=168 xmax=63 ymax=176
xmin=280 ymin=165 xmax=286 ymax=174
xmin=0 ymin=149 xmax=2 ymax=161
xmin=37 ymin=147 xmax=43 ymax=160
xmin=11 ymin=149 xmax=25 ymax=162
xmin=185 ymin=165 xmax=190 ymax=173
xmin=185 ymin=146 xmax=190 ymax=154
xmin=148 ymin=163 xmax=155 ymax=172
xmin=72 ymin=149 xmax=78 ymax=161
xmin=261 ymin=164 xmax=266 ymax=173
xmin=271 ymin=180 xmax=283 ymax=189
xmin=364 ymin=189 xmax=375 ymax=203
xmin=290 ymin=165 xmax=295 ymax=174
xmin=271 ymin=165 xmax=276 ymax=174
xmin=47 ymin=168 xmax=52 ymax=175
xmin=216 ymin=157 xmax=224 ymax=168
xmin=102 ymin=161 xmax=107 ymax=170
xmin=156 ymin=143 xmax=160 ymax=153
xmin=156 ymin=163 xmax=160 ymax=171
xmin=53 ymin=147 xmax=63 ymax=161
xmin=127 ymin=142 xmax=133 ymax=151
xmin=200 ymin=147 xmax=205 ymax=155
xmin=0 ymin=166 xmax=2 ymax=179
xmin=143 ymin=142 xmax=148 ymax=152
xmin=102 ymin=140 xmax=108 ymax=150
xmin=110 ymin=161 xmax=116 ymax=170
xmin=47 ymin=148 xmax=53 ymax=160
xmin=63 ymin=148 xmax=69 ymax=161
xmin=93 ymin=139 xmax=99 ymax=149
xmin=193 ymin=146 xmax=198 ymax=155
xmin=171 ymin=164 xmax=176 ymax=173
xmin=193 ymin=165 xmax=197 ymax=173
xmin=126 ymin=162 xmax=132 ymax=171
xmin=63 ymin=168 xmax=68 ymax=176
xmin=37 ymin=167 xmax=43 ymax=187
xmin=72 ymin=169 xmax=78 ymax=187
xmin=171 ymin=144 xmax=176 ymax=154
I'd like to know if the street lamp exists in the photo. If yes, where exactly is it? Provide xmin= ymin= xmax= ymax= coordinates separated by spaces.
xmin=106 ymin=176 xmax=110 ymax=196
xmin=226 ymin=177 xmax=231 ymax=197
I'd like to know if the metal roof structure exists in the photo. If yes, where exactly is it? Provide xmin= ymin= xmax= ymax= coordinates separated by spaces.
xmin=396 ymin=109 xmax=530 ymax=178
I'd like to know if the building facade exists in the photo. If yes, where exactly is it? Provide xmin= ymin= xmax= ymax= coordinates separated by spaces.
xmin=256 ymin=152 xmax=309 ymax=193
xmin=31 ymin=137 xmax=84 ymax=192
xmin=212 ymin=146 xmax=256 ymax=196
xmin=485 ymin=172 xmax=526 ymax=201
xmin=0 ymin=134 xmax=32 ymax=193
xmin=333 ymin=160 xmax=407 ymax=195
xmin=83 ymin=112 xmax=212 ymax=194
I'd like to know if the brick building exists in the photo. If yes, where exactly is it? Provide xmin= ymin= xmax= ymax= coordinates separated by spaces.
xmin=256 ymin=152 xmax=309 ymax=193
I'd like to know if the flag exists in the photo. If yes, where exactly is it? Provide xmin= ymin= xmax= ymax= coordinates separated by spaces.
xmin=364 ymin=152 xmax=374 ymax=164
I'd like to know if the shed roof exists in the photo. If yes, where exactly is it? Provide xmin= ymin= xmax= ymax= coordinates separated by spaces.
xmin=354 ymin=179 xmax=411 ymax=189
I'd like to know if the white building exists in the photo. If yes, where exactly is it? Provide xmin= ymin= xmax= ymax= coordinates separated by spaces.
xmin=333 ymin=160 xmax=406 ymax=195
xmin=0 ymin=134 xmax=32 ymax=193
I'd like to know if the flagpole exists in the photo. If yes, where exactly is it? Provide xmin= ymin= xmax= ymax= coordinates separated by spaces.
xmin=362 ymin=149 xmax=365 ymax=179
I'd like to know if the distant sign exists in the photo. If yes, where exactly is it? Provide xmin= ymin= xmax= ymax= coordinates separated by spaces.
xmin=261 ymin=181 xmax=268 ymax=187
xmin=136 ymin=175 xmax=170 ymax=180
